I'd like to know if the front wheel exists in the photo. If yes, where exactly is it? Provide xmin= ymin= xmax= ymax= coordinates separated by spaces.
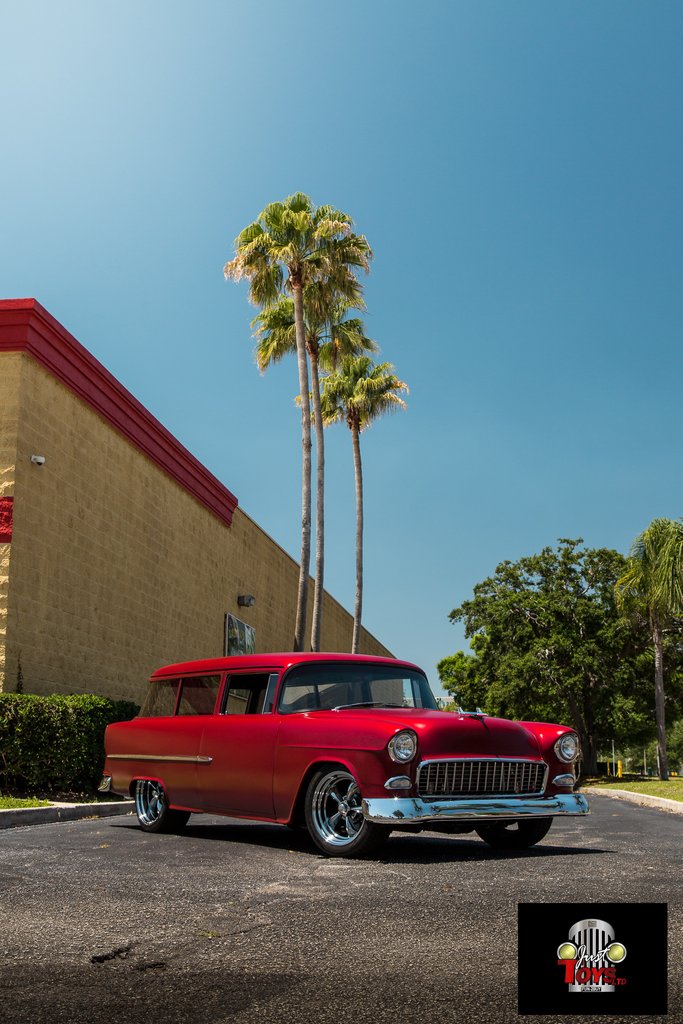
xmin=134 ymin=779 xmax=191 ymax=834
xmin=304 ymin=768 xmax=390 ymax=858
xmin=475 ymin=817 xmax=553 ymax=850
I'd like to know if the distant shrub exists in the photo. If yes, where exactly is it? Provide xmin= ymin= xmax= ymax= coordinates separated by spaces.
xmin=0 ymin=693 xmax=138 ymax=793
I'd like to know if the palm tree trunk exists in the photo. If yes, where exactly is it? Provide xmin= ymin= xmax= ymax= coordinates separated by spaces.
xmin=309 ymin=346 xmax=325 ymax=652
xmin=652 ymin=611 xmax=669 ymax=780
xmin=350 ymin=420 xmax=363 ymax=653
xmin=291 ymin=280 xmax=312 ymax=652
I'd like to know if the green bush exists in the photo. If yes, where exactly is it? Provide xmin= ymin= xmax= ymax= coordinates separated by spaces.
xmin=0 ymin=693 xmax=138 ymax=793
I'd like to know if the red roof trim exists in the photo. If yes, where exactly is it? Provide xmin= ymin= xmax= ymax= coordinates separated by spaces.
xmin=151 ymin=652 xmax=412 ymax=678
xmin=0 ymin=299 xmax=238 ymax=527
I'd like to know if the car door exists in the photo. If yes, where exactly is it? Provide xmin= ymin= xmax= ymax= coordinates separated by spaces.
xmin=197 ymin=671 xmax=280 ymax=818
xmin=155 ymin=674 xmax=222 ymax=807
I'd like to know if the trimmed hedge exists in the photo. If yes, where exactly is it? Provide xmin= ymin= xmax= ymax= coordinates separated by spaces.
xmin=0 ymin=693 xmax=138 ymax=793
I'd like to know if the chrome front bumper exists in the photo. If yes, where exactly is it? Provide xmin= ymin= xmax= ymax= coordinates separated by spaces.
xmin=362 ymin=791 xmax=589 ymax=824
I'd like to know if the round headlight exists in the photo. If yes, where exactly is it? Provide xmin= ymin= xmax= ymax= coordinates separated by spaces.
xmin=554 ymin=733 xmax=579 ymax=763
xmin=388 ymin=729 xmax=418 ymax=763
xmin=606 ymin=942 xmax=627 ymax=964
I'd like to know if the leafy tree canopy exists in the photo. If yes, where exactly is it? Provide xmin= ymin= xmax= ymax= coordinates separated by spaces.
xmin=440 ymin=539 xmax=683 ymax=773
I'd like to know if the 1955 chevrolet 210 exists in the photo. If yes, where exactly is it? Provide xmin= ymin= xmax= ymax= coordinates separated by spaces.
xmin=100 ymin=653 xmax=589 ymax=857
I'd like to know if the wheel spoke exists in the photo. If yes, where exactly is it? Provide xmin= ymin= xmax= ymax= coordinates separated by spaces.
xmin=310 ymin=770 xmax=367 ymax=848
xmin=345 ymin=815 xmax=360 ymax=838
xmin=136 ymin=780 xmax=166 ymax=826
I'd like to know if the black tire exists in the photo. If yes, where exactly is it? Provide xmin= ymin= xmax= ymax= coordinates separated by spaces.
xmin=304 ymin=768 xmax=390 ymax=858
xmin=475 ymin=817 xmax=553 ymax=850
xmin=134 ymin=779 xmax=191 ymax=834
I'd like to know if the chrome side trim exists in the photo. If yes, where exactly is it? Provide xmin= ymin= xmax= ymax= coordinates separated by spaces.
xmin=106 ymin=753 xmax=213 ymax=764
xmin=362 ymin=792 xmax=589 ymax=824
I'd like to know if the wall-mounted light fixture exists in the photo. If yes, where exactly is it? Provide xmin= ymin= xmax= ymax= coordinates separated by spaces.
xmin=30 ymin=455 xmax=46 ymax=466
xmin=237 ymin=594 xmax=256 ymax=608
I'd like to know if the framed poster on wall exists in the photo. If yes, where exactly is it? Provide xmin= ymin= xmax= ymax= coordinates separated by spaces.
xmin=224 ymin=613 xmax=256 ymax=656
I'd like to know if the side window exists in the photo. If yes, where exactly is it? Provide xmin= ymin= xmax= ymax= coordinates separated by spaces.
xmin=177 ymin=675 xmax=221 ymax=716
xmin=279 ymin=682 xmax=346 ymax=712
xmin=139 ymin=678 xmax=181 ymax=717
xmin=223 ymin=673 xmax=271 ymax=715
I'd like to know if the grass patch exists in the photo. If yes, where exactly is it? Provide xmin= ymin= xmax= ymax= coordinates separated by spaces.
xmin=0 ymin=795 xmax=51 ymax=809
xmin=584 ymin=778 xmax=683 ymax=803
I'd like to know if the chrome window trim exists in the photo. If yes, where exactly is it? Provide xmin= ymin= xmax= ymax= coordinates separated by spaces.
xmin=218 ymin=670 xmax=280 ymax=715
xmin=262 ymin=673 xmax=279 ymax=714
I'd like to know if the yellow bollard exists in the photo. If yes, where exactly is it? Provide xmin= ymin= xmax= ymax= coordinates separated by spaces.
xmin=617 ymin=759 xmax=623 ymax=778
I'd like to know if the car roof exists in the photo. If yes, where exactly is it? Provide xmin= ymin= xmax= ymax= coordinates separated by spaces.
xmin=150 ymin=651 xmax=423 ymax=680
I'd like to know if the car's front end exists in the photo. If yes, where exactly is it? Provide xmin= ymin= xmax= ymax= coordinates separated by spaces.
xmin=359 ymin=711 xmax=587 ymax=829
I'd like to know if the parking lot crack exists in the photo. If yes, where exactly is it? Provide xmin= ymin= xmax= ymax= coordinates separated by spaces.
xmin=90 ymin=943 xmax=135 ymax=964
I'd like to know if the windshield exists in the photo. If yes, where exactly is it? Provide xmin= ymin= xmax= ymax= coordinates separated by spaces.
xmin=278 ymin=662 xmax=438 ymax=714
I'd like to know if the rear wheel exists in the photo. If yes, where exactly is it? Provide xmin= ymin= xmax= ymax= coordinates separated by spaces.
xmin=475 ymin=817 xmax=552 ymax=850
xmin=304 ymin=768 xmax=390 ymax=858
xmin=134 ymin=779 xmax=191 ymax=834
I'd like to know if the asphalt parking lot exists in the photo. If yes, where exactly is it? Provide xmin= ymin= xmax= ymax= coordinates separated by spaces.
xmin=0 ymin=794 xmax=680 ymax=1024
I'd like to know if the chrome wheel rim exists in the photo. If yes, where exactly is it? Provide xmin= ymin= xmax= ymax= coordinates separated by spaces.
xmin=311 ymin=770 xmax=365 ymax=847
xmin=135 ymin=780 xmax=165 ymax=826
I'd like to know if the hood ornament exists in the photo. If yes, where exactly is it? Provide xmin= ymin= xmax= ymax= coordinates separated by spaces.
xmin=456 ymin=706 xmax=487 ymax=720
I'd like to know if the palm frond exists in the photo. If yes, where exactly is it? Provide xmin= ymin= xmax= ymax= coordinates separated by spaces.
xmin=616 ymin=518 xmax=683 ymax=619
xmin=235 ymin=221 xmax=264 ymax=246
xmin=320 ymin=355 xmax=408 ymax=431
xmin=285 ymin=192 xmax=314 ymax=215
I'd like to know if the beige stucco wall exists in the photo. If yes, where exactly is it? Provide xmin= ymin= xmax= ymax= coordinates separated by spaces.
xmin=1 ymin=352 xmax=390 ymax=703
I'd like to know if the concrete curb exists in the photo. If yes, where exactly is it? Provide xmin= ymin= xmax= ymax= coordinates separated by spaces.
xmin=587 ymin=788 xmax=683 ymax=815
xmin=0 ymin=800 xmax=134 ymax=830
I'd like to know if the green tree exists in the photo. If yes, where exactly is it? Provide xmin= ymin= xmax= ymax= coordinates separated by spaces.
xmin=321 ymin=357 xmax=407 ymax=652
xmin=224 ymin=193 xmax=371 ymax=650
xmin=666 ymin=719 xmax=683 ymax=769
xmin=446 ymin=539 xmax=673 ymax=774
xmin=615 ymin=518 xmax=683 ymax=780
xmin=252 ymin=288 xmax=377 ymax=651
xmin=436 ymin=649 xmax=486 ymax=710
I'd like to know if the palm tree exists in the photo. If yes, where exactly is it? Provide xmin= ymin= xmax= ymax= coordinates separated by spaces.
xmin=321 ymin=356 xmax=408 ymax=652
xmin=615 ymin=518 xmax=683 ymax=780
xmin=252 ymin=288 xmax=377 ymax=651
xmin=224 ymin=193 xmax=371 ymax=650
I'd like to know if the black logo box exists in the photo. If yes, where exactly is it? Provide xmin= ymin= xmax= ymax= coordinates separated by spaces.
xmin=518 ymin=902 xmax=667 ymax=1016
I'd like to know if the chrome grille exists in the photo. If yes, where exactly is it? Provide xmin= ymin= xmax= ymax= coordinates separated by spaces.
xmin=417 ymin=759 xmax=546 ymax=797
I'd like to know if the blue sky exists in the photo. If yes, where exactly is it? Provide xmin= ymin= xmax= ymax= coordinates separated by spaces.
xmin=2 ymin=1 xmax=682 ymax=692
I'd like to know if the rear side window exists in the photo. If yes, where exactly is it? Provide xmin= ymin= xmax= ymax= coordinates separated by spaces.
xmin=139 ymin=678 xmax=181 ymax=717
xmin=177 ymin=675 xmax=221 ymax=715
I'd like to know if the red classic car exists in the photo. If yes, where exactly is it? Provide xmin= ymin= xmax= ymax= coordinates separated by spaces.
xmin=100 ymin=653 xmax=588 ymax=857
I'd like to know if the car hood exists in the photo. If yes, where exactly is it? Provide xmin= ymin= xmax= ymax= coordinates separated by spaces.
xmin=300 ymin=708 xmax=542 ymax=759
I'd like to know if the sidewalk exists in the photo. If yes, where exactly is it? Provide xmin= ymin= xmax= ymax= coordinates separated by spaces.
xmin=0 ymin=800 xmax=134 ymax=829
xmin=587 ymin=788 xmax=683 ymax=815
